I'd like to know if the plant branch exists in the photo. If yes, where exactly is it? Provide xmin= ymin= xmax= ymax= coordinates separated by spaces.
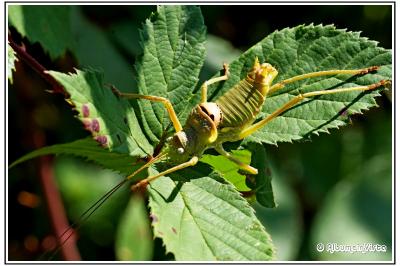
xmin=8 ymin=33 xmax=66 ymax=95
xmin=38 ymin=154 xmax=81 ymax=261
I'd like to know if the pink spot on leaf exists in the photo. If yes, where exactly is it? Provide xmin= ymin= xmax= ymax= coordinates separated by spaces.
xmin=95 ymin=136 xmax=108 ymax=147
xmin=82 ymin=118 xmax=100 ymax=133
xmin=82 ymin=104 xmax=90 ymax=117
xmin=149 ymin=213 xmax=158 ymax=224
xmin=91 ymin=119 xmax=100 ymax=132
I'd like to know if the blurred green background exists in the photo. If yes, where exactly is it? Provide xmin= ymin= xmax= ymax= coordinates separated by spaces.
xmin=8 ymin=5 xmax=392 ymax=261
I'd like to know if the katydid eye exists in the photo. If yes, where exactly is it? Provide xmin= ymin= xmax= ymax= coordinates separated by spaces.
xmin=170 ymin=131 xmax=188 ymax=152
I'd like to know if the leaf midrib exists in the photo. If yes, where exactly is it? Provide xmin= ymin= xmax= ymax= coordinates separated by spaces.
xmin=177 ymin=178 xmax=270 ymax=256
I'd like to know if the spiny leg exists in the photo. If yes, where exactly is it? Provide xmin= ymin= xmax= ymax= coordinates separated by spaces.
xmin=269 ymin=66 xmax=380 ymax=94
xmin=131 ymin=156 xmax=199 ymax=191
xmin=111 ymin=87 xmax=183 ymax=132
xmin=201 ymin=63 xmax=230 ymax=103
xmin=215 ymin=144 xmax=258 ymax=175
xmin=239 ymin=79 xmax=390 ymax=139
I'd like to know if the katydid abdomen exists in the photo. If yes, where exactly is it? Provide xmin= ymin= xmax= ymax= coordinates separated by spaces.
xmin=216 ymin=78 xmax=265 ymax=128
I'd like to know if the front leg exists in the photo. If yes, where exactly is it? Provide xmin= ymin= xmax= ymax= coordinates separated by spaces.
xmin=201 ymin=63 xmax=230 ymax=103
xmin=131 ymin=156 xmax=199 ymax=191
xmin=111 ymin=86 xmax=183 ymax=133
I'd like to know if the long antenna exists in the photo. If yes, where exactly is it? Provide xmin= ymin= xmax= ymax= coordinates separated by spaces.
xmin=41 ymin=178 xmax=127 ymax=260
xmin=43 ymin=152 xmax=167 ymax=260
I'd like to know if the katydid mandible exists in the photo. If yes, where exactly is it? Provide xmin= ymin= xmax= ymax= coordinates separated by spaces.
xmin=111 ymin=57 xmax=390 ymax=190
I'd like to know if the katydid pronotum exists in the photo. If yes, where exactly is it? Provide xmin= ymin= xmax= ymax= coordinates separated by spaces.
xmin=54 ymin=57 xmax=390 ymax=257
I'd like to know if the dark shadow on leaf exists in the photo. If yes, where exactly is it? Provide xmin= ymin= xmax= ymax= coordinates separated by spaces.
xmin=301 ymin=90 xmax=373 ymax=139
xmin=164 ymin=182 xmax=184 ymax=202
xmin=152 ymin=162 xmax=217 ymax=202
xmin=244 ymin=142 xmax=276 ymax=208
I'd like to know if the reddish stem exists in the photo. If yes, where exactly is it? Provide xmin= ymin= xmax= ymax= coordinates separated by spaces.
xmin=38 ymin=154 xmax=81 ymax=260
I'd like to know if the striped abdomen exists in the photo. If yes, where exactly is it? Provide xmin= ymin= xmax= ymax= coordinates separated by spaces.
xmin=216 ymin=78 xmax=266 ymax=128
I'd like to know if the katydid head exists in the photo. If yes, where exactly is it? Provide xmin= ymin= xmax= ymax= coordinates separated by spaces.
xmin=188 ymin=103 xmax=222 ymax=143
xmin=164 ymin=102 xmax=222 ymax=163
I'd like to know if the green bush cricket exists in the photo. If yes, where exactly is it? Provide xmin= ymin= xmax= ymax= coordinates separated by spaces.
xmin=110 ymin=57 xmax=390 ymax=191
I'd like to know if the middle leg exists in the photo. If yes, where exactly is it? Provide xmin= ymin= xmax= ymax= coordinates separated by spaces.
xmin=215 ymin=144 xmax=258 ymax=175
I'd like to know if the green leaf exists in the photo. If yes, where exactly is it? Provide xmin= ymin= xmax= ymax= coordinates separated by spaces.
xmin=47 ymin=69 xmax=153 ymax=157
xmin=148 ymin=164 xmax=275 ymax=260
xmin=200 ymin=34 xmax=242 ymax=80
xmin=246 ymin=143 xmax=276 ymax=208
xmin=201 ymin=149 xmax=251 ymax=192
xmin=115 ymin=195 xmax=153 ymax=261
xmin=8 ymin=5 xmax=74 ymax=59
xmin=69 ymin=7 xmax=136 ymax=92
xmin=8 ymin=43 xmax=18 ymax=83
xmin=107 ymin=21 xmax=142 ymax=58
xmin=206 ymin=24 xmax=391 ymax=145
xmin=9 ymin=138 xmax=143 ymax=178
xmin=134 ymin=6 xmax=206 ymax=143
xmin=201 ymin=146 xmax=276 ymax=208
